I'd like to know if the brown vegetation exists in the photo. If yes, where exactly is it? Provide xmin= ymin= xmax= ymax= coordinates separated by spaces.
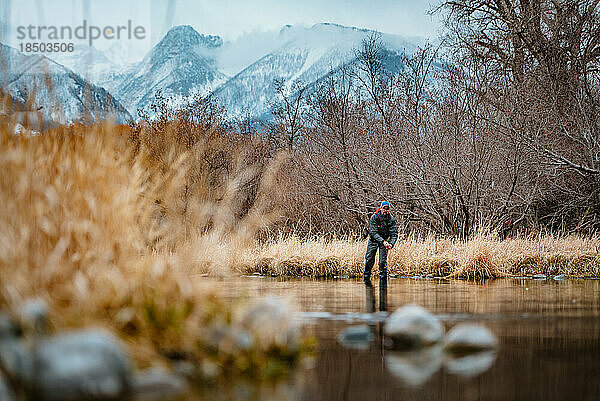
xmin=4 ymin=3 xmax=599 ymax=244
xmin=0 ymin=115 xmax=307 ymax=375
xmin=236 ymin=233 xmax=600 ymax=279
xmin=263 ymin=0 xmax=600 ymax=238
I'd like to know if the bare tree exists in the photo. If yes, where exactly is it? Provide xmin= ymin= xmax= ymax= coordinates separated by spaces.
xmin=271 ymin=78 xmax=308 ymax=151
xmin=438 ymin=0 xmax=600 ymax=231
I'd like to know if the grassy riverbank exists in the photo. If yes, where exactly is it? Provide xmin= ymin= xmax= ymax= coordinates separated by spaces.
xmin=236 ymin=234 xmax=600 ymax=279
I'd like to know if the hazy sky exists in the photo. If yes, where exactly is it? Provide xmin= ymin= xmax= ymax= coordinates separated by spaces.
xmin=2 ymin=0 xmax=442 ymax=44
xmin=0 ymin=0 xmax=442 ymax=66
xmin=151 ymin=0 xmax=442 ymax=41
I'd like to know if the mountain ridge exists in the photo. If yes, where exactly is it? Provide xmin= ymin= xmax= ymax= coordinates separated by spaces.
xmin=212 ymin=22 xmax=417 ymax=118
xmin=6 ymin=22 xmax=424 ymax=123
xmin=113 ymin=24 xmax=227 ymax=116
xmin=0 ymin=43 xmax=132 ymax=125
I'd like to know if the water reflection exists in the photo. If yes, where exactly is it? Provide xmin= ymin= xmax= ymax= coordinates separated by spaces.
xmin=364 ymin=280 xmax=375 ymax=313
xmin=444 ymin=350 xmax=497 ymax=378
xmin=386 ymin=345 xmax=443 ymax=386
xmin=190 ymin=277 xmax=600 ymax=401
xmin=364 ymin=278 xmax=388 ymax=352
xmin=363 ymin=277 xmax=388 ymax=313
xmin=364 ymin=277 xmax=497 ymax=387
xmin=187 ymin=378 xmax=304 ymax=401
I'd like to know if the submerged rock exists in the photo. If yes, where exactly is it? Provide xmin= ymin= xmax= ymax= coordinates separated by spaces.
xmin=32 ymin=330 xmax=132 ymax=401
xmin=444 ymin=324 xmax=498 ymax=353
xmin=384 ymin=305 xmax=444 ymax=349
xmin=337 ymin=325 xmax=375 ymax=350
xmin=444 ymin=350 xmax=496 ymax=378
xmin=386 ymin=345 xmax=443 ymax=386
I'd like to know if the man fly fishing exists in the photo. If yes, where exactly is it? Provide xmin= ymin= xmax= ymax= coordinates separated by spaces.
xmin=363 ymin=201 xmax=398 ymax=283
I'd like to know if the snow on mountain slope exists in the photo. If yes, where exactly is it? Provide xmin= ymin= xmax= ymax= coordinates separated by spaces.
xmin=115 ymin=25 xmax=228 ymax=117
xmin=0 ymin=43 xmax=132 ymax=125
xmin=49 ymin=44 xmax=136 ymax=96
xmin=51 ymin=45 xmax=116 ymax=80
xmin=103 ymin=40 xmax=150 ymax=66
xmin=213 ymin=23 xmax=418 ymax=119
xmin=13 ymin=23 xmax=422 ymax=124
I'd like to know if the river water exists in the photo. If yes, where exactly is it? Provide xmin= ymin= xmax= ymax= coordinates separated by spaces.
xmin=191 ymin=276 xmax=600 ymax=401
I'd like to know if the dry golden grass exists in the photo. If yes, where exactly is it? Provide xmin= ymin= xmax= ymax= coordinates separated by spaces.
xmin=241 ymin=235 xmax=365 ymax=277
xmin=0 ymin=117 xmax=302 ymax=375
xmin=238 ymin=233 xmax=600 ymax=279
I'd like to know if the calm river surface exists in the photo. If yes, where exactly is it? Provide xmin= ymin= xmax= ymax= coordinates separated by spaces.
xmin=191 ymin=276 xmax=600 ymax=401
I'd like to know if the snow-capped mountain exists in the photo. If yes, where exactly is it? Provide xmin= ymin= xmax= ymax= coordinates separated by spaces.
xmin=114 ymin=25 xmax=228 ymax=117
xmin=50 ymin=44 xmax=135 ymax=96
xmin=50 ymin=44 xmax=117 ymax=81
xmin=1 ymin=23 xmax=423 ymax=125
xmin=212 ymin=23 xmax=418 ymax=119
xmin=0 ymin=43 xmax=132 ymax=125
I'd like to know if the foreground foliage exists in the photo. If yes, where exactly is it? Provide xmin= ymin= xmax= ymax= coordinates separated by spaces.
xmin=0 ymin=120 xmax=308 ymax=378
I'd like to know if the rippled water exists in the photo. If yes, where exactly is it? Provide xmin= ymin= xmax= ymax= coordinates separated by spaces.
xmin=191 ymin=276 xmax=600 ymax=401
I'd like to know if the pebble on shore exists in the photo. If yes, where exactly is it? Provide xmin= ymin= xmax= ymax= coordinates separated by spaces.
xmin=0 ymin=300 xmax=188 ymax=401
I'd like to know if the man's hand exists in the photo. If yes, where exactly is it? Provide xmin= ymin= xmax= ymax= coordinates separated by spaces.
xmin=383 ymin=241 xmax=392 ymax=250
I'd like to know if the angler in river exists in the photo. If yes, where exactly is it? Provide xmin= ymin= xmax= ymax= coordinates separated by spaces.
xmin=363 ymin=200 xmax=398 ymax=283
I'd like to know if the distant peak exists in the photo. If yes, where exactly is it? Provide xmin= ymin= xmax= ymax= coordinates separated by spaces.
xmin=277 ymin=22 xmax=378 ymax=39
xmin=311 ymin=22 xmax=374 ymax=34
xmin=161 ymin=25 xmax=223 ymax=48
xmin=313 ymin=22 xmax=346 ymax=29
xmin=165 ymin=25 xmax=198 ymax=37
xmin=199 ymin=35 xmax=224 ymax=48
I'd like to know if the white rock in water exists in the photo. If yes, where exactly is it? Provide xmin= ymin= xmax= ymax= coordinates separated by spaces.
xmin=384 ymin=304 xmax=444 ymax=349
xmin=32 ymin=330 xmax=132 ymax=401
xmin=20 ymin=299 xmax=49 ymax=335
xmin=444 ymin=324 xmax=498 ymax=353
